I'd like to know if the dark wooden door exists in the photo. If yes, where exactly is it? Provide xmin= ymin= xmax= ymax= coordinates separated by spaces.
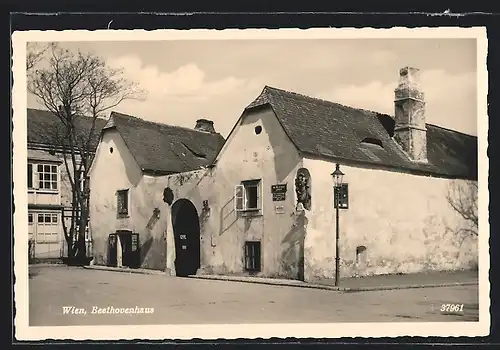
xmin=108 ymin=234 xmax=117 ymax=267
xmin=172 ymin=199 xmax=201 ymax=277
xmin=175 ymin=231 xmax=200 ymax=276
xmin=121 ymin=233 xmax=140 ymax=268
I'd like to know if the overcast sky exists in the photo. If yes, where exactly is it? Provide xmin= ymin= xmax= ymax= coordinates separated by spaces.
xmin=27 ymin=39 xmax=478 ymax=137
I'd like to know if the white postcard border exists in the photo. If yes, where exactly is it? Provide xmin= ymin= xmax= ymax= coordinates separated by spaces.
xmin=12 ymin=27 xmax=490 ymax=340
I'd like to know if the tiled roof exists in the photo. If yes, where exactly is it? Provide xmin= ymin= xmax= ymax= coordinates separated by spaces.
xmin=245 ymin=86 xmax=477 ymax=180
xmin=106 ymin=111 xmax=225 ymax=174
xmin=27 ymin=108 xmax=107 ymax=152
xmin=28 ymin=149 xmax=62 ymax=162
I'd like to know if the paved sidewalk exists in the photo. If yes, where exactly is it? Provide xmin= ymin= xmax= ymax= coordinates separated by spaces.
xmin=83 ymin=265 xmax=168 ymax=276
xmin=80 ymin=264 xmax=478 ymax=292
xmin=189 ymin=269 xmax=478 ymax=292
xmin=314 ymin=269 xmax=478 ymax=289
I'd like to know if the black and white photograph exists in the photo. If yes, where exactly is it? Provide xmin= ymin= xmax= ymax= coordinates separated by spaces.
xmin=12 ymin=27 xmax=489 ymax=340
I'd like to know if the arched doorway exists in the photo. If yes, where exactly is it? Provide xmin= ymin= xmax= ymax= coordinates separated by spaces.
xmin=171 ymin=199 xmax=201 ymax=277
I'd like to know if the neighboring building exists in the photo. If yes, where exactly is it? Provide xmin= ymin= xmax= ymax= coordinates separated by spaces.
xmin=89 ymin=67 xmax=478 ymax=281
xmin=88 ymin=112 xmax=225 ymax=270
xmin=27 ymin=108 xmax=106 ymax=260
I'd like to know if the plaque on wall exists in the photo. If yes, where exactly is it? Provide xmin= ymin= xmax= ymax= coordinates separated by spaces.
xmin=271 ymin=184 xmax=287 ymax=193
xmin=271 ymin=184 xmax=287 ymax=202
xmin=272 ymin=193 xmax=286 ymax=201
xmin=275 ymin=205 xmax=285 ymax=214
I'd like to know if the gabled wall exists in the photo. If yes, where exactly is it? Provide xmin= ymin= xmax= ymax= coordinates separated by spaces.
xmin=302 ymin=157 xmax=478 ymax=280
xmin=89 ymin=129 xmax=169 ymax=270
xmin=165 ymin=106 xmax=305 ymax=278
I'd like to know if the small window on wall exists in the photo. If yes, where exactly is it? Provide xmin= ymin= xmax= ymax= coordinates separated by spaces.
xmin=117 ymin=189 xmax=129 ymax=216
xmin=234 ymin=180 xmax=262 ymax=212
xmin=244 ymin=241 xmax=261 ymax=272
xmin=28 ymin=213 xmax=33 ymax=225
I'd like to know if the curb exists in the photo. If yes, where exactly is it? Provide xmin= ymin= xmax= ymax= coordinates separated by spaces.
xmin=83 ymin=265 xmax=167 ymax=276
xmin=188 ymin=275 xmax=478 ymax=292
xmin=29 ymin=263 xmax=66 ymax=268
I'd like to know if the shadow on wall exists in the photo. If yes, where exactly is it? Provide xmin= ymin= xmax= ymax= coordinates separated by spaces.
xmin=139 ymin=208 xmax=162 ymax=268
xmin=280 ymin=211 xmax=308 ymax=280
xmin=219 ymin=196 xmax=238 ymax=236
xmin=240 ymin=108 xmax=299 ymax=183
xmin=139 ymin=236 xmax=154 ymax=265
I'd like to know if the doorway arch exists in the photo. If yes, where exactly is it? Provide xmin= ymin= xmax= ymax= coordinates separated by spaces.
xmin=171 ymin=199 xmax=201 ymax=277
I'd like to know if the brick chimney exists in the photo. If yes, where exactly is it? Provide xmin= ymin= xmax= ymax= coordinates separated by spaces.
xmin=194 ymin=119 xmax=216 ymax=133
xmin=393 ymin=67 xmax=428 ymax=163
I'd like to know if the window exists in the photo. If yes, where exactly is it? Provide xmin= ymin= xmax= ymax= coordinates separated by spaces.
xmin=28 ymin=163 xmax=58 ymax=190
xmin=36 ymin=213 xmax=58 ymax=225
xmin=235 ymin=180 xmax=262 ymax=212
xmin=117 ymin=189 xmax=129 ymax=216
xmin=360 ymin=137 xmax=384 ymax=149
xmin=35 ymin=212 xmax=60 ymax=239
xmin=28 ymin=213 xmax=33 ymax=225
xmin=244 ymin=241 xmax=261 ymax=272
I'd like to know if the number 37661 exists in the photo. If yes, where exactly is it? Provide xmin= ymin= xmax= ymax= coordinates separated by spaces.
xmin=440 ymin=304 xmax=464 ymax=312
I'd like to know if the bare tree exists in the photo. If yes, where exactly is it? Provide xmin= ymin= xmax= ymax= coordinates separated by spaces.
xmin=27 ymin=43 xmax=146 ymax=262
xmin=447 ymin=180 xmax=478 ymax=237
xmin=26 ymin=42 xmax=48 ymax=71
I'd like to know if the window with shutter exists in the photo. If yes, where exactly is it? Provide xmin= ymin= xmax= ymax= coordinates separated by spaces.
xmin=28 ymin=162 xmax=59 ymax=191
xmin=234 ymin=185 xmax=244 ymax=211
xmin=235 ymin=180 xmax=262 ymax=212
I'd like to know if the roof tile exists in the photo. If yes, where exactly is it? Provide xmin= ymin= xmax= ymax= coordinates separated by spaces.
xmin=108 ymin=112 xmax=225 ymax=174
xmin=245 ymin=86 xmax=477 ymax=179
xmin=27 ymin=108 xmax=107 ymax=152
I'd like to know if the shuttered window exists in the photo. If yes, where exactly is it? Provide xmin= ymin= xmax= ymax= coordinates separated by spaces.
xmin=234 ymin=180 xmax=262 ymax=212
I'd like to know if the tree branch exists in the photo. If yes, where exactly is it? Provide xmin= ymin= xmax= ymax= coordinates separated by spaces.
xmin=27 ymin=42 xmax=147 ymax=258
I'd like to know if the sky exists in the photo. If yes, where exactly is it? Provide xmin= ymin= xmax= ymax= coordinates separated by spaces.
xmin=27 ymin=38 xmax=478 ymax=137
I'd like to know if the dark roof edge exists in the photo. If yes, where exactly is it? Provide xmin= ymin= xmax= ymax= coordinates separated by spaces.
xmin=426 ymin=123 xmax=478 ymax=139
xmin=28 ymin=142 xmax=97 ymax=155
xmin=28 ymin=203 xmax=64 ymax=210
xmin=110 ymin=111 xmax=225 ymax=138
xmin=301 ymin=151 xmax=477 ymax=181
xmin=252 ymin=86 xmax=478 ymax=140
xmin=27 ymin=107 xmax=108 ymax=122
xmin=142 ymin=169 xmax=177 ymax=176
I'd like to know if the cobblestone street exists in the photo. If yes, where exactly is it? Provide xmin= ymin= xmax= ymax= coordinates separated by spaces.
xmin=28 ymin=266 xmax=479 ymax=326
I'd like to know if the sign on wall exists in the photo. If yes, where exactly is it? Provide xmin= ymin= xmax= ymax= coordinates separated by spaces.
xmin=271 ymin=184 xmax=287 ymax=202
xmin=334 ymin=183 xmax=349 ymax=209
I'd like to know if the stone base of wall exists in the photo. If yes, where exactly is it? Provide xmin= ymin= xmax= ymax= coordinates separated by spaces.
xmin=304 ymin=253 xmax=478 ymax=281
